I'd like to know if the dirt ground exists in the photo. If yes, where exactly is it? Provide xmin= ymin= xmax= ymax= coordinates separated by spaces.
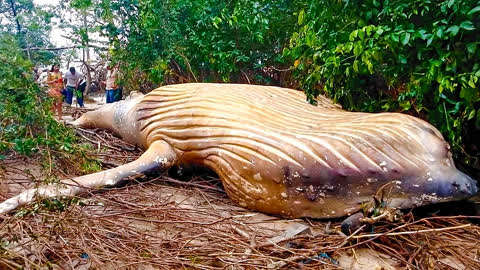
xmin=0 ymin=93 xmax=479 ymax=269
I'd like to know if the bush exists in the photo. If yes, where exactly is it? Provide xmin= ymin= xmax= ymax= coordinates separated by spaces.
xmin=0 ymin=34 xmax=96 ymax=174
xmin=100 ymin=0 xmax=302 ymax=89
xmin=285 ymin=0 xmax=480 ymax=166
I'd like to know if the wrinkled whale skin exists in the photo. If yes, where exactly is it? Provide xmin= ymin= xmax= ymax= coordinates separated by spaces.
xmin=76 ymin=83 xmax=478 ymax=218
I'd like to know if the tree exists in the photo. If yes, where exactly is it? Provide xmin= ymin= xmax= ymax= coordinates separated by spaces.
xmin=96 ymin=0 xmax=303 ymax=91
xmin=56 ymin=0 xmax=108 ymax=93
xmin=285 ymin=0 xmax=480 ymax=169
xmin=0 ymin=0 xmax=56 ymax=63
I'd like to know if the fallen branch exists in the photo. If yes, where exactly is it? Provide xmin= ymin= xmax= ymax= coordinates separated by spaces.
xmin=352 ymin=223 xmax=472 ymax=239
xmin=157 ymin=176 xmax=224 ymax=193
xmin=23 ymin=45 xmax=108 ymax=51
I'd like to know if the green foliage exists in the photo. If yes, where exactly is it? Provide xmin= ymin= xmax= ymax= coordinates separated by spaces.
xmin=4 ymin=0 xmax=478 ymax=171
xmin=14 ymin=197 xmax=85 ymax=217
xmin=0 ymin=35 xmax=70 ymax=155
xmin=0 ymin=0 xmax=58 ymax=63
xmin=99 ymin=0 xmax=301 ymax=89
xmin=0 ymin=34 xmax=95 ymax=173
xmin=286 ymin=0 xmax=480 ymax=164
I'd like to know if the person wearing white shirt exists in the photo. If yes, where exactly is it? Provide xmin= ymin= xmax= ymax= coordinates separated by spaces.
xmin=63 ymin=67 xmax=84 ymax=107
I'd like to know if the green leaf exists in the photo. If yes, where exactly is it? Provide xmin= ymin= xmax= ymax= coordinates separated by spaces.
xmin=467 ymin=43 xmax=476 ymax=54
xmin=436 ymin=27 xmax=444 ymax=38
xmin=467 ymin=6 xmax=480 ymax=15
xmin=367 ymin=61 xmax=374 ymax=74
xmin=460 ymin=87 xmax=480 ymax=103
xmin=468 ymin=109 xmax=476 ymax=120
xmin=417 ymin=29 xmax=428 ymax=40
xmin=399 ymin=100 xmax=411 ymax=111
xmin=358 ymin=30 xmax=365 ymax=40
xmin=345 ymin=42 xmax=353 ymax=53
xmin=446 ymin=25 xmax=459 ymax=36
xmin=391 ymin=33 xmax=399 ymax=43
xmin=375 ymin=28 xmax=384 ymax=36
xmin=399 ymin=54 xmax=407 ymax=64
xmin=401 ymin=32 xmax=411 ymax=45
xmin=427 ymin=36 xmax=434 ymax=47
xmin=353 ymin=42 xmax=363 ymax=56
xmin=298 ymin=9 xmax=305 ymax=25
xmin=349 ymin=30 xmax=358 ymax=41
xmin=460 ymin=21 xmax=475 ymax=31
xmin=365 ymin=25 xmax=373 ymax=36
xmin=431 ymin=60 xmax=442 ymax=67
xmin=353 ymin=60 xmax=359 ymax=72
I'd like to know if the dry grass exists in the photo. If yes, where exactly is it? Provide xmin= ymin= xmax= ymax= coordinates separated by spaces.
xmin=0 ymin=113 xmax=479 ymax=269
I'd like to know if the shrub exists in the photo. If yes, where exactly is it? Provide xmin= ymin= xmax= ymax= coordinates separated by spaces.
xmin=100 ymin=0 xmax=302 ymax=89
xmin=285 ymin=0 xmax=480 ymax=166
xmin=0 ymin=34 xmax=96 ymax=174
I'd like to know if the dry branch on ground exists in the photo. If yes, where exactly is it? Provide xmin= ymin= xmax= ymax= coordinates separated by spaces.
xmin=0 ymin=107 xmax=479 ymax=269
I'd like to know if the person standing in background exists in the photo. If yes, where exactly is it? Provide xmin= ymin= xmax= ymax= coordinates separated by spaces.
xmin=105 ymin=64 xmax=122 ymax=103
xmin=63 ymin=67 xmax=84 ymax=107
xmin=46 ymin=64 xmax=63 ymax=120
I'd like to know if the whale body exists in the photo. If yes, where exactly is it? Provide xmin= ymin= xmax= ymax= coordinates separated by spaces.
xmin=0 ymin=83 xmax=477 ymax=217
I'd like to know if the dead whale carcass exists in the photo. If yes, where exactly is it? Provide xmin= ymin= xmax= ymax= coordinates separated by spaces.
xmin=0 ymin=83 xmax=477 ymax=218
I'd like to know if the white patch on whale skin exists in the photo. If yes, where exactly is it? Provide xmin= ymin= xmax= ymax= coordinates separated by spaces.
xmin=154 ymin=156 xmax=168 ymax=165
xmin=367 ymin=178 xmax=377 ymax=183
xmin=343 ymin=207 xmax=357 ymax=214
xmin=421 ymin=194 xmax=439 ymax=202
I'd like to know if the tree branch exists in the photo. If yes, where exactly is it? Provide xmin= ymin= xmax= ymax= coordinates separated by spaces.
xmin=23 ymin=45 xmax=108 ymax=51
xmin=7 ymin=0 xmax=21 ymax=34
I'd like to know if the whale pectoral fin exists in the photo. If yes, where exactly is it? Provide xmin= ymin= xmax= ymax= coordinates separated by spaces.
xmin=340 ymin=212 xmax=365 ymax=235
xmin=0 ymin=141 xmax=177 ymax=214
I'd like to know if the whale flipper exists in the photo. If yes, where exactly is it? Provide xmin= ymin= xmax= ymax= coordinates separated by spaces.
xmin=0 ymin=141 xmax=177 ymax=214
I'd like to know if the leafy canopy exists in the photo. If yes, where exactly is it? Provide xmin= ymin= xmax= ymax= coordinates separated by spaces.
xmin=0 ymin=34 xmax=97 ymax=174
xmin=285 ymin=0 xmax=480 ymax=165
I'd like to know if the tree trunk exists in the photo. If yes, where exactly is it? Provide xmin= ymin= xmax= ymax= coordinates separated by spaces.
xmin=83 ymin=11 xmax=92 ymax=95
xmin=8 ymin=0 xmax=31 ymax=59
xmin=7 ymin=0 xmax=21 ymax=33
